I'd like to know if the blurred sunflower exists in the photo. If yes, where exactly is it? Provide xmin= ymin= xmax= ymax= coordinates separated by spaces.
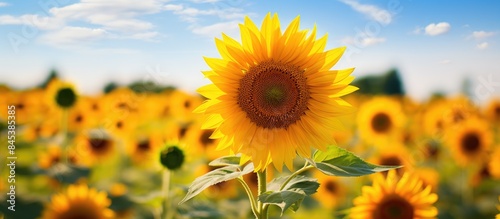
xmin=369 ymin=145 xmax=413 ymax=176
xmin=349 ymin=170 xmax=438 ymax=219
xmin=412 ymin=168 xmax=439 ymax=192
xmin=46 ymin=78 xmax=78 ymax=110
xmin=357 ymin=97 xmax=406 ymax=146
xmin=313 ymin=170 xmax=346 ymax=209
xmin=2 ymin=89 xmax=46 ymax=124
xmin=184 ymin=122 xmax=227 ymax=160
xmin=195 ymin=13 xmax=357 ymax=171
xmin=445 ymin=117 xmax=492 ymax=166
xmin=422 ymin=100 xmax=447 ymax=137
xmin=22 ymin=119 xmax=59 ymax=142
xmin=484 ymin=98 xmax=500 ymax=123
xmin=441 ymin=96 xmax=477 ymax=127
xmin=125 ymin=132 xmax=163 ymax=166
xmin=74 ymin=130 xmax=116 ymax=166
xmin=489 ymin=146 xmax=500 ymax=179
xmin=40 ymin=184 xmax=115 ymax=219
xmin=168 ymin=90 xmax=203 ymax=122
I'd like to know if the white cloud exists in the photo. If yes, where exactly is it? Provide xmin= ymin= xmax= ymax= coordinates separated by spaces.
xmin=39 ymin=26 xmax=108 ymax=45
xmin=164 ymin=4 xmax=183 ymax=11
xmin=470 ymin=31 xmax=495 ymax=40
xmin=342 ymin=36 xmax=386 ymax=47
xmin=0 ymin=2 xmax=9 ymax=7
xmin=476 ymin=42 xmax=489 ymax=50
xmin=191 ymin=0 xmax=220 ymax=3
xmin=425 ymin=22 xmax=451 ymax=36
xmin=191 ymin=21 xmax=240 ymax=38
xmin=0 ymin=14 xmax=62 ymax=29
xmin=339 ymin=0 xmax=392 ymax=25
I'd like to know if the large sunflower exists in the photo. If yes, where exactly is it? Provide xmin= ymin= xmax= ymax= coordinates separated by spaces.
xmin=195 ymin=13 xmax=357 ymax=171
xmin=40 ymin=184 xmax=115 ymax=219
xmin=349 ymin=170 xmax=438 ymax=219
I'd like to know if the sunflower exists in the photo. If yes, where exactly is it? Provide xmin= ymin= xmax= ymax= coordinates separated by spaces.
xmin=357 ymin=97 xmax=406 ymax=146
xmin=411 ymin=168 xmax=439 ymax=192
xmin=445 ymin=117 xmax=492 ymax=166
xmin=349 ymin=170 xmax=438 ymax=219
xmin=168 ymin=90 xmax=203 ymax=122
xmin=195 ymin=13 xmax=357 ymax=171
xmin=421 ymin=100 xmax=447 ymax=137
xmin=484 ymin=98 xmax=500 ymax=123
xmin=40 ymin=184 xmax=115 ymax=219
xmin=2 ymin=89 xmax=47 ymax=124
xmin=489 ymin=146 xmax=500 ymax=179
xmin=74 ymin=130 xmax=116 ymax=166
xmin=184 ymin=122 xmax=227 ymax=160
xmin=313 ymin=170 xmax=346 ymax=209
xmin=125 ymin=132 xmax=163 ymax=166
xmin=369 ymin=145 xmax=413 ymax=176
xmin=45 ymin=78 xmax=78 ymax=110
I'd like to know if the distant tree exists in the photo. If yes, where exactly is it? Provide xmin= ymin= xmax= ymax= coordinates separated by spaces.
xmin=128 ymin=80 xmax=175 ymax=93
xmin=383 ymin=69 xmax=405 ymax=95
xmin=352 ymin=68 xmax=405 ymax=95
xmin=103 ymin=82 xmax=118 ymax=93
xmin=38 ymin=69 xmax=59 ymax=89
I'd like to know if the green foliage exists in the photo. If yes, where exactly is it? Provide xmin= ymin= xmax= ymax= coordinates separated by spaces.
xmin=261 ymin=175 xmax=319 ymax=215
xmin=353 ymin=68 xmax=405 ymax=95
xmin=308 ymin=145 xmax=399 ymax=177
xmin=208 ymin=155 xmax=242 ymax=167
xmin=179 ymin=160 xmax=254 ymax=205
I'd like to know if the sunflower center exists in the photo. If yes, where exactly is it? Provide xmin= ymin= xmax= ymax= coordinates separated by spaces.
xmin=324 ymin=180 xmax=337 ymax=194
xmin=461 ymin=132 xmax=481 ymax=153
xmin=238 ymin=60 xmax=309 ymax=129
xmin=59 ymin=205 xmax=100 ymax=219
xmin=371 ymin=112 xmax=392 ymax=133
xmin=373 ymin=194 xmax=414 ymax=219
xmin=75 ymin=114 xmax=83 ymax=123
xmin=137 ymin=140 xmax=151 ymax=152
xmin=88 ymin=138 xmax=111 ymax=154
xmin=495 ymin=106 xmax=500 ymax=118
xmin=380 ymin=156 xmax=402 ymax=166
xmin=200 ymin=130 xmax=215 ymax=147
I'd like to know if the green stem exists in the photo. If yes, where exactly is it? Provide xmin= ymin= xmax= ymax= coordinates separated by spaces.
xmin=162 ymin=169 xmax=172 ymax=219
xmin=236 ymin=177 xmax=259 ymax=218
xmin=257 ymin=170 xmax=267 ymax=219
xmin=279 ymin=164 xmax=314 ymax=191
xmin=61 ymin=109 xmax=69 ymax=164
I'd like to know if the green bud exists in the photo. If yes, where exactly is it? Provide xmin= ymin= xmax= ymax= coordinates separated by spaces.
xmin=55 ymin=87 xmax=77 ymax=108
xmin=160 ymin=146 xmax=184 ymax=170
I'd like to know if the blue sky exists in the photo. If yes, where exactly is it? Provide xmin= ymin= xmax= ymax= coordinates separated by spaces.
xmin=0 ymin=0 xmax=499 ymax=102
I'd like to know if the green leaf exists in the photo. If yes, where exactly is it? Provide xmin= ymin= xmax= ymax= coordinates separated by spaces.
xmin=267 ymin=175 xmax=319 ymax=196
xmin=309 ymin=145 xmax=399 ymax=177
xmin=258 ymin=189 xmax=306 ymax=216
xmin=208 ymin=155 xmax=241 ymax=167
xmin=179 ymin=163 xmax=254 ymax=205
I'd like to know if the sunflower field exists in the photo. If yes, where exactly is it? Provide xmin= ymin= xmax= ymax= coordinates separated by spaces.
xmin=1 ymin=14 xmax=500 ymax=219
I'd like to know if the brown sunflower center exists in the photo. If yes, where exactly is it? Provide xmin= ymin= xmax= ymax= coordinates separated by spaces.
xmin=58 ymin=205 xmax=100 ymax=219
xmin=184 ymin=100 xmax=191 ymax=109
xmin=137 ymin=140 xmax=151 ymax=152
xmin=237 ymin=60 xmax=309 ymax=129
xmin=324 ymin=180 xmax=338 ymax=194
xmin=494 ymin=106 xmax=500 ymax=118
xmin=461 ymin=132 xmax=481 ymax=153
xmin=200 ymin=130 xmax=215 ymax=146
xmin=373 ymin=194 xmax=414 ymax=219
xmin=371 ymin=112 xmax=392 ymax=133
xmin=75 ymin=114 xmax=83 ymax=123
xmin=380 ymin=156 xmax=402 ymax=166
xmin=88 ymin=138 xmax=112 ymax=154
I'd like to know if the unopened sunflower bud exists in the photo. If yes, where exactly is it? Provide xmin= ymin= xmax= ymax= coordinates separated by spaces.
xmin=160 ymin=146 xmax=184 ymax=170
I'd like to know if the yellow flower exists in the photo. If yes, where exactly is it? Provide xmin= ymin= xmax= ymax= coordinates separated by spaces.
xmin=125 ymin=132 xmax=163 ymax=167
xmin=445 ymin=117 xmax=492 ymax=166
xmin=167 ymin=90 xmax=203 ymax=122
xmin=313 ymin=170 xmax=346 ymax=209
xmin=195 ymin=13 xmax=357 ymax=171
xmin=46 ymin=78 xmax=78 ymax=109
xmin=40 ymin=184 xmax=115 ymax=219
xmin=489 ymin=146 xmax=500 ymax=179
xmin=484 ymin=98 xmax=500 ymax=123
xmin=74 ymin=130 xmax=116 ymax=166
xmin=350 ymin=170 xmax=438 ymax=219
xmin=357 ymin=97 xmax=406 ymax=146
xmin=369 ymin=145 xmax=413 ymax=177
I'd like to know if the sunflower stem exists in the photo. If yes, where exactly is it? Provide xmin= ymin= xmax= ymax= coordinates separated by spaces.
xmin=161 ymin=169 xmax=173 ymax=219
xmin=257 ymin=170 xmax=268 ymax=219
xmin=61 ymin=109 xmax=70 ymax=164
xmin=236 ymin=177 xmax=259 ymax=218
xmin=279 ymin=164 xmax=314 ymax=191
